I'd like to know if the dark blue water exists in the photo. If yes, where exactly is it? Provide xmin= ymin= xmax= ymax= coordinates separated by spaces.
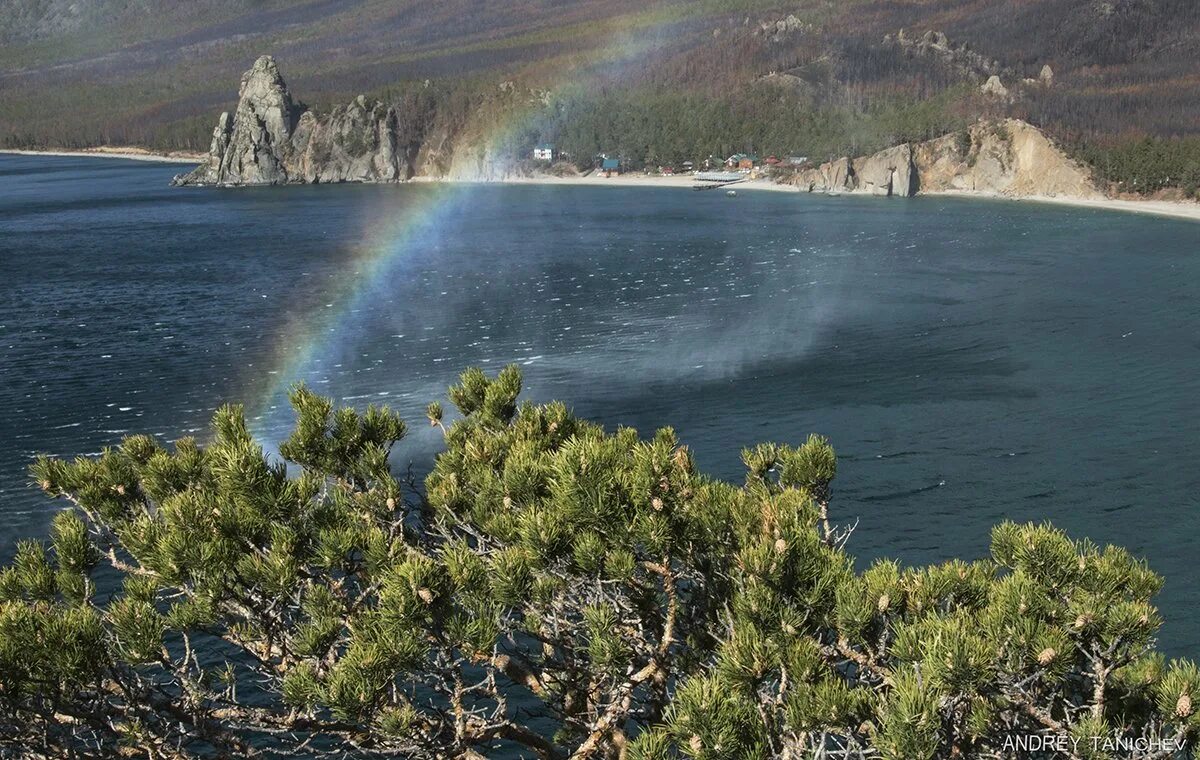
xmin=2 ymin=154 xmax=1198 ymax=654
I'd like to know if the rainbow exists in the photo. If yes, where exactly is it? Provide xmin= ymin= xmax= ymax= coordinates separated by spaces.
xmin=246 ymin=21 xmax=669 ymax=434
xmin=248 ymin=181 xmax=465 ymax=435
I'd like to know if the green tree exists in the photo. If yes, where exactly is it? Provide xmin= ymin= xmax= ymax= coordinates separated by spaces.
xmin=0 ymin=366 xmax=1194 ymax=758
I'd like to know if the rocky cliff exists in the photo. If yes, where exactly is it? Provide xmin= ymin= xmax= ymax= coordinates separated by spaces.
xmin=181 ymin=58 xmax=1101 ymax=201
xmin=789 ymin=119 xmax=1101 ymax=200
xmin=173 ymin=56 xmax=416 ymax=186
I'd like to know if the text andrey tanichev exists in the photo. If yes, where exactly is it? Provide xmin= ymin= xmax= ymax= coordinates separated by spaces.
xmin=1003 ymin=734 xmax=1186 ymax=754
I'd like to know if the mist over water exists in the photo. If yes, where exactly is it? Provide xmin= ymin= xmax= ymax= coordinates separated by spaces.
xmin=2 ymin=154 xmax=1199 ymax=654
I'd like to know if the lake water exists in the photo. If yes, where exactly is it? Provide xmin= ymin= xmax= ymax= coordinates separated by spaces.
xmin=1 ymin=154 xmax=1197 ymax=655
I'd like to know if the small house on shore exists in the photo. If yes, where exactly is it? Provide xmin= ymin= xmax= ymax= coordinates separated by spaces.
xmin=726 ymin=153 xmax=759 ymax=170
xmin=533 ymin=143 xmax=556 ymax=161
xmin=601 ymin=158 xmax=621 ymax=177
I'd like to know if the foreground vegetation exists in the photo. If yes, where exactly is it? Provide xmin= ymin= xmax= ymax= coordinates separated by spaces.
xmin=1 ymin=367 xmax=1195 ymax=758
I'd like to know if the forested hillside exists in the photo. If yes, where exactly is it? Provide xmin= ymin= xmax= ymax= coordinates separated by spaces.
xmin=2 ymin=0 xmax=1198 ymax=195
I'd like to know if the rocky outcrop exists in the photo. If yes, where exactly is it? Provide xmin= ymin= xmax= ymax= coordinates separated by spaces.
xmin=793 ymin=157 xmax=855 ymax=194
xmin=883 ymin=29 xmax=1003 ymax=82
xmin=915 ymin=120 xmax=1100 ymax=198
xmin=787 ymin=119 xmax=1101 ymax=200
xmin=980 ymin=75 xmax=1010 ymax=98
xmin=754 ymin=14 xmax=808 ymax=42
xmin=791 ymin=146 xmax=916 ymax=197
xmin=855 ymin=144 xmax=917 ymax=197
xmin=173 ymin=56 xmax=414 ymax=186
xmin=290 ymin=96 xmax=410 ymax=184
xmin=175 ymin=56 xmax=297 ymax=185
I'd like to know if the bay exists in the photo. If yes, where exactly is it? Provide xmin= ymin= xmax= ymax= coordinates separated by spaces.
xmin=1 ymin=154 xmax=1197 ymax=654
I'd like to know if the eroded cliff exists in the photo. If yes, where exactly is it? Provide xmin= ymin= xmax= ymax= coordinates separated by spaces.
xmin=789 ymin=120 xmax=1101 ymax=200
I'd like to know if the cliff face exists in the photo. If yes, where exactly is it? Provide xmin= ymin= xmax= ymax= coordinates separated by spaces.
xmin=790 ymin=120 xmax=1101 ymax=200
xmin=173 ymin=56 xmax=415 ymax=186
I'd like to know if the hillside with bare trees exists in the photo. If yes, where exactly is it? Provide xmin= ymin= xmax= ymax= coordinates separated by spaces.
xmin=2 ymin=0 xmax=1197 ymax=194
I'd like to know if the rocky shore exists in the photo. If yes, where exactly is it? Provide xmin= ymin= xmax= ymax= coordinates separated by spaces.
xmin=785 ymin=119 xmax=1101 ymax=200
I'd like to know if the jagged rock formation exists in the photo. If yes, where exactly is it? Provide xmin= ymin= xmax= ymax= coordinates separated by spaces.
xmin=290 ymin=96 xmax=409 ymax=184
xmin=173 ymin=56 xmax=414 ymax=186
xmin=789 ymin=119 xmax=1101 ymax=200
xmin=754 ymin=14 xmax=808 ymax=43
xmin=883 ymin=29 xmax=1002 ymax=82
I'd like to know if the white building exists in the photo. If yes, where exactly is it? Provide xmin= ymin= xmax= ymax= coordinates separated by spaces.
xmin=533 ymin=143 xmax=556 ymax=161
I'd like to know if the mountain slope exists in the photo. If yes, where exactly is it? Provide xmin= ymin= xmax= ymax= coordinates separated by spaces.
xmin=2 ymin=0 xmax=1198 ymax=193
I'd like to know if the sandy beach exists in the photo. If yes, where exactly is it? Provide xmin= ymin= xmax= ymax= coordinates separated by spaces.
xmin=926 ymin=190 xmax=1200 ymax=223
xmin=463 ymin=172 xmax=1200 ymax=221
xmin=491 ymin=172 xmax=799 ymax=193
xmin=410 ymin=171 xmax=797 ymax=194
xmin=0 ymin=147 xmax=204 ymax=164
xmin=538 ymin=174 xmax=1200 ymax=221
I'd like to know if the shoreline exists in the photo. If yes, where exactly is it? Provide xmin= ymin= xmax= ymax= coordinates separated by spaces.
xmin=0 ymin=147 xmax=204 ymax=164
xmin=433 ymin=173 xmax=1200 ymax=221
xmin=415 ymin=172 xmax=798 ymax=193
xmin=924 ymin=189 xmax=1200 ymax=223
xmin=6 ymin=147 xmax=1198 ymax=221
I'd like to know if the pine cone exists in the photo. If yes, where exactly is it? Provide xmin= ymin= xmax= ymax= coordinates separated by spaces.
xmin=689 ymin=735 xmax=703 ymax=752
xmin=774 ymin=538 xmax=787 ymax=555
xmin=877 ymin=594 xmax=891 ymax=613
xmin=115 ymin=484 xmax=126 ymax=495
xmin=386 ymin=497 xmax=396 ymax=510
xmin=417 ymin=588 xmax=435 ymax=605
xmin=673 ymin=447 xmax=691 ymax=472
xmin=1177 ymin=693 xmax=1193 ymax=718
xmin=1037 ymin=647 xmax=1056 ymax=666
xmin=651 ymin=497 xmax=664 ymax=511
